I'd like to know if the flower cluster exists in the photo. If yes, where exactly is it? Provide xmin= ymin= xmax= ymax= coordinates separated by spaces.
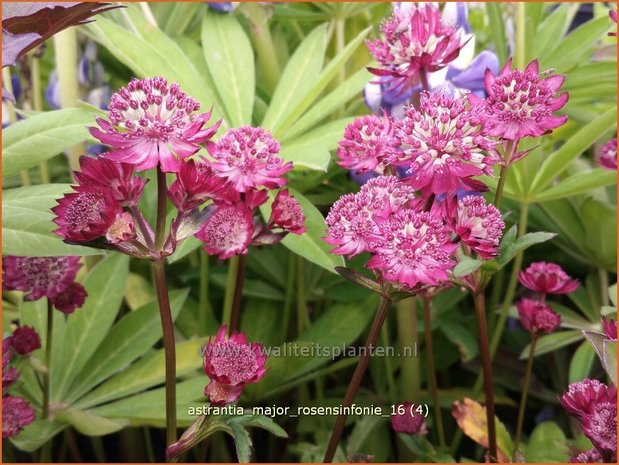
xmin=202 ymin=325 xmax=267 ymax=406
xmin=53 ymin=77 xmax=306 ymax=261
xmin=597 ymin=138 xmax=617 ymax=170
xmin=2 ymin=256 xmax=87 ymax=313
xmin=560 ymin=379 xmax=617 ymax=462
xmin=2 ymin=328 xmax=41 ymax=438
xmin=390 ymin=402 xmax=428 ymax=436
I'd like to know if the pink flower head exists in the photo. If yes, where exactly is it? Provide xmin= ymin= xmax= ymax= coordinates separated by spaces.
xmin=336 ymin=114 xmax=400 ymax=173
xmin=52 ymin=186 xmax=122 ymax=243
xmin=477 ymin=58 xmax=568 ymax=141
xmin=518 ymin=261 xmax=579 ymax=295
xmin=447 ymin=195 xmax=504 ymax=259
xmin=269 ymin=189 xmax=306 ymax=234
xmin=597 ymin=138 xmax=617 ymax=170
xmin=196 ymin=203 xmax=254 ymax=259
xmin=570 ymin=449 xmax=603 ymax=463
xmin=208 ymin=126 xmax=292 ymax=193
xmin=168 ymin=158 xmax=228 ymax=211
xmin=73 ymin=155 xmax=146 ymax=206
xmin=204 ymin=380 xmax=244 ymax=406
xmin=2 ymin=256 xmax=81 ymax=301
xmin=610 ymin=10 xmax=617 ymax=37
xmin=581 ymin=400 xmax=617 ymax=456
xmin=516 ymin=298 xmax=561 ymax=334
xmin=360 ymin=175 xmax=417 ymax=211
xmin=367 ymin=209 xmax=457 ymax=288
xmin=105 ymin=212 xmax=137 ymax=244
xmin=2 ymin=395 xmax=35 ymax=438
xmin=390 ymin=402 xmax=428 ymax=435
xmin=560 ymin=379 xmax=617 ymax=419
xmin=602 ymin=317 xmax=617 ymax=341
xmin=89 ymin=77 xmax=221 ymax=173
xmin=366 ymin=3 xmax=466 ymax=93
xmin=51 ymin=282 xmax=88 ymax=314
xmin=393 ymin=92 xmax=498 ymax=195
xmin=202 ymin=324 xmax=267 ymax=405
xmin=10 ymin=326 xmax=41 ymax=355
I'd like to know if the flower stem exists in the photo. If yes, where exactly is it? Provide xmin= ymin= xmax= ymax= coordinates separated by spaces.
xmin=422 ymin=297 xmax=446 ymax=450
xmin=513 ymin=334 xmax=537 ymax=454
xmin=155 ymin=167 xmax=168 ymax=251
xmin=42 ymin=299 xmax=53 ymax=419
xmin=222 ymin=255 xmax=240 ymax=331
xmin=199 ymin=251 xmax=213 ymax=332
xmin=473 ymin=291 xmax=498 ymax=462
xmin=598 ymin=267 xmax=610 ymax=307
xmin=281 ymin=252 xmax=295 ymax=340
xmin=323 ymin=296 xmax=392 ymax=463
xmin=419 ymin=69 xmax=430 ymax=92
xmin=297 ymin=255 xmax=311 ymax=332
xmin=229 ymin=254 xmax=247 ymax=333
xmin=493 ymin=164 xmax=509 ymax=210
xmin=152 ymin=259 xmax=177 ymax=450
xmin=396 ymin=298 xmax=420 ymax=400
xmin=29 ymin=54 xmax=51 ymax=184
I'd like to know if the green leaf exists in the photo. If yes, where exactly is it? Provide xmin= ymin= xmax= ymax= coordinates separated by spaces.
xmin=485 ymin=4 xmax=508 ymax=64
xmin=55 ymin=254 xmax=130 ymax=401
xmin=201 ymin=12 xmax=255 ymax=127
xmin=56 ymin=409 xmax=128 ymax=436
xmin=2 ymin=184 xmax=101 ymax=256
xmin=603 ymin=340 xmax=617 ymax=385
xmin=228 ymin=421 xmax=253 ymax=463
xmin=453 ymin=256 xmax=483 ymax=278
xmin=260 ymin=189 xmax=344 ymax=273
xmin=564 ymin=61 xmax=618 ymax=89
xmin=581 ymin=198 xmax=617 ymax=271
xmin=261 ymin=24 xmax=327 ymax=131
xmin=532 ymin=169 xmax=616 ymax=202
xmin=10 ymin=419 xmax=66 ymax=452
xmin=568 ymin=341 xmax=596 ymax=383
xmin=533 ymin=4 xmax=576 ymax=58
xmin=519 ymin=330 xmax=582 ymax=359
xmin=526 ymin=421 xmax=569 ymax=462
xmin=166 ymin=416 xmax=234 ymax=460
xmin=66 ymin=290 xmax=189 ymax=404
xmin=233 ymin=415 xmax=288 ymax=438
xmin=2 ymin=108 xmax=95 ymax=178
xmin=440 ymin=321 xmax=479 ymax=362
xmin=168 ymin=236 xmax=202 ymax=264
xmin=529 ymin=107 xmax=617 ymax=195
xmin=76 ymin=338 xmax=205 ymax=409
xmin=288 ymin=117 xmax=356 ymax=152
xmin=279 ymin=141 xmax=331 ymax=172
xmin=283 ymin=67 xmax=371 ymax=141
xmin=497 ymin=231 xmax=556 ymax=267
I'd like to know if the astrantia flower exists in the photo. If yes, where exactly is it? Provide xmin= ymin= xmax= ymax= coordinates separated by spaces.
xmin=359 ymin=175 xmax=417 ymax=210
xmin=196 ymin=203 xmax=254 ymax=259
xmin=52 ymin=282 xmax=88 ymax=314
xmin=168 ymin=158 xmax=227 ymax=212
xmin=560 ymin=379 xmax=617 ymax=419
xmin=390 ymin=402 xmax=428 ymax=435
xmin=597 ymin=138 xmax=617 ymax=170
xmin=570 ymin=449 xmax=603 ymax=463
xmin=89 ymin=77 xmax=221 ymax=172
xmin=366 ymin=3 xmax=467 ymax=93
xmin=52 ymin=186 xmax=122 ymax=243
xmin=610 ymin=10 xmax=617 ymax=37
xmin=10 ymin=326 xmax=41 ymax=355
xmin=2 ymin=256 xmax=81 ymax=301
xmin=602 ymin=317 xmax=617 ymax=341
xmin=208 ymin=126 xmax=292 ymax=193
xmin=73 ymin=155 xmax=146 ymax=206
xmin=392 ymin=91 xmax=498 ymax=195
xmin=518 ymin=261 xmax=579 ymax=295
xmin=516 ymin=298 xmax=561 ymax=334
xmin=367 ymin=209 xmax=457 ymax=288
xmin=2 ymin=395 xmax=35 ymax=438
xmin=475 ymin=58 xmax=568 ymax=141
xmin=447 ymin=195 xmax=504 ymax=259
xmin=336 ymin=114 xmax=400 ymax=173
xmin=581 ymin=401 xmax=617 ymax=456
xmin=269 ymin=189 xmax=306 ymax=234
xmin=204 ymin=380 xmax=243 ymax=406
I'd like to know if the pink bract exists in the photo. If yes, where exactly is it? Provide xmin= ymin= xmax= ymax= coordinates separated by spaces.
xmin=51 ymin=282 xmax=88 ymax=314
xmin=516 ymin=298 xmax=561 ymax=334
xmin=597 ymin=138 xmax=617 ymax=170
xmin=476 ymin=58 xmax=568 ymax=141
xmin=390 ymin=402 xmax=428 ymax=435
xmin=196 ymin=203 xmax=255 ymax=260
xmin=269 ymin=189 xmax=306 ymax=235
xmin=168 ymin=158 xmax=228 ymax=212
xmin=602 ymin=317 xmax=617 ymax=341
xmin=366 ymin=3 xmax=466 ymax=93
xmin=336 ymin=114 xmax=400 ymax=173
xmin=89 ymin=77 xmax=221 ymax=173
xmin=2 ymin=395 xmax=35 ymax=438
xmin=392 ymin=92 xmax=498 ymax=195
xmin=208 ymin=126 xmax=292 ymax=193
xmin=204 ymin=379 xmax=244 ymax=406
xmin=518 ymin=261 xmax=579 ymax=295
xmin=10 ymin=326 xmax=41 ymax=355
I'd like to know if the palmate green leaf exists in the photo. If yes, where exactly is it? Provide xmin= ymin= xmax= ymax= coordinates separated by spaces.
xmin=260 ymin=189 xmax=344 ymax=273
xmin=55 ymin=409 xmax=128 ymax=436
xmin=519 ymin=330 xmax=582 ymax=359
xmin=581 ymin=198 xmax=617 ymax=271
xmin=568 ymin=341 xmax=595 ymax=383
xmin=564 ymin=61 xmax=618 ymax=90
xmin=262 ymin=24 xmax=328 ymax=131
xmin=279 ymin=141 xmax=331 ymax=172
xmin=75 ymin=338 xmax=206 ymax=409
xmin=232 ymin=415 xmax=288 ymax=439
xmin=54 ymin=254 xmax=130 ymax=401
xmin=525 ymin=421 xmax=570 ymax=462
xmin=289 ymin=117 xmax=356 ymax=152
xmin=228 ymin=421 xmax=253 ymax=463
xmin=533 ymin=4 xmax=577 ymax=58
xmin=532 ymin=169 xmax=617 ymax=202
xmin=65 ymin=290 xmax=189 ymax=404
xmin=2 ymin=108 xmax=95 ymax=178
xmin=2 ymin=184 xmax=100 ymax=256
xmin=496 ymin=231 xmax=556 ymax=267
xmin=201 ymin=12 xmax=255 ymax=127
xmin=10 ymin=419 xmax=66 ymax=453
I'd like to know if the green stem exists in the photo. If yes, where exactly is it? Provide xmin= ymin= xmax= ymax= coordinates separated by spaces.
xmin=423 ymin=297 xmax=446 ymax=450
xmin=281 ymin=252 xmax=295 ymax=340
xmin=297 ymin=255 xmax=310 ymax=333
xmin=53 ymin=28 xmax=82 ymax=171
xmin=396 ymin=298 xmax=420 ymax=400
xmin=29 ymin=55 xmax=50 ymax=184
xmin=514 ymin=335 xmax=537 ymax=454
xmin=229 ymin=254 xmax=247 ymax=333
xmin=323 ymin=296 xmax=392 ymax=463
xmin=598 ymin=268 xmax=610 ymax=307
xmin=42 ymin=299 xmax=53 ymax=419
xmin=380 ymin=322 xmax=396 ymax=402
xmin=222 ymin=256 xmax=240 ymax=331
xmin=199 ymin=251 xmax=213 ymax=332
xmin=242 ymin=3 xmax=281 ymax=94
xmin=515 ymin=2 xmax=527 ymax=69
xmin=473 ymin=291 xmax=498 ymax=462
xmin=152 ymin=260 xmax=177 ymax=452
xmin=90 ymin=436 xmax=106 ymax=462
xmin=155 ymin=167 xmax=168 ymax=251
xmin=493 ymin=164 xmax=509 ymax=210
xmin=335 ymin=18 xmax=346 ymax=86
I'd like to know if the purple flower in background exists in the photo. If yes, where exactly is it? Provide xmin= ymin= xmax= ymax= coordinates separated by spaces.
xmin=207 ymin=2 xmax=236 ymax=13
